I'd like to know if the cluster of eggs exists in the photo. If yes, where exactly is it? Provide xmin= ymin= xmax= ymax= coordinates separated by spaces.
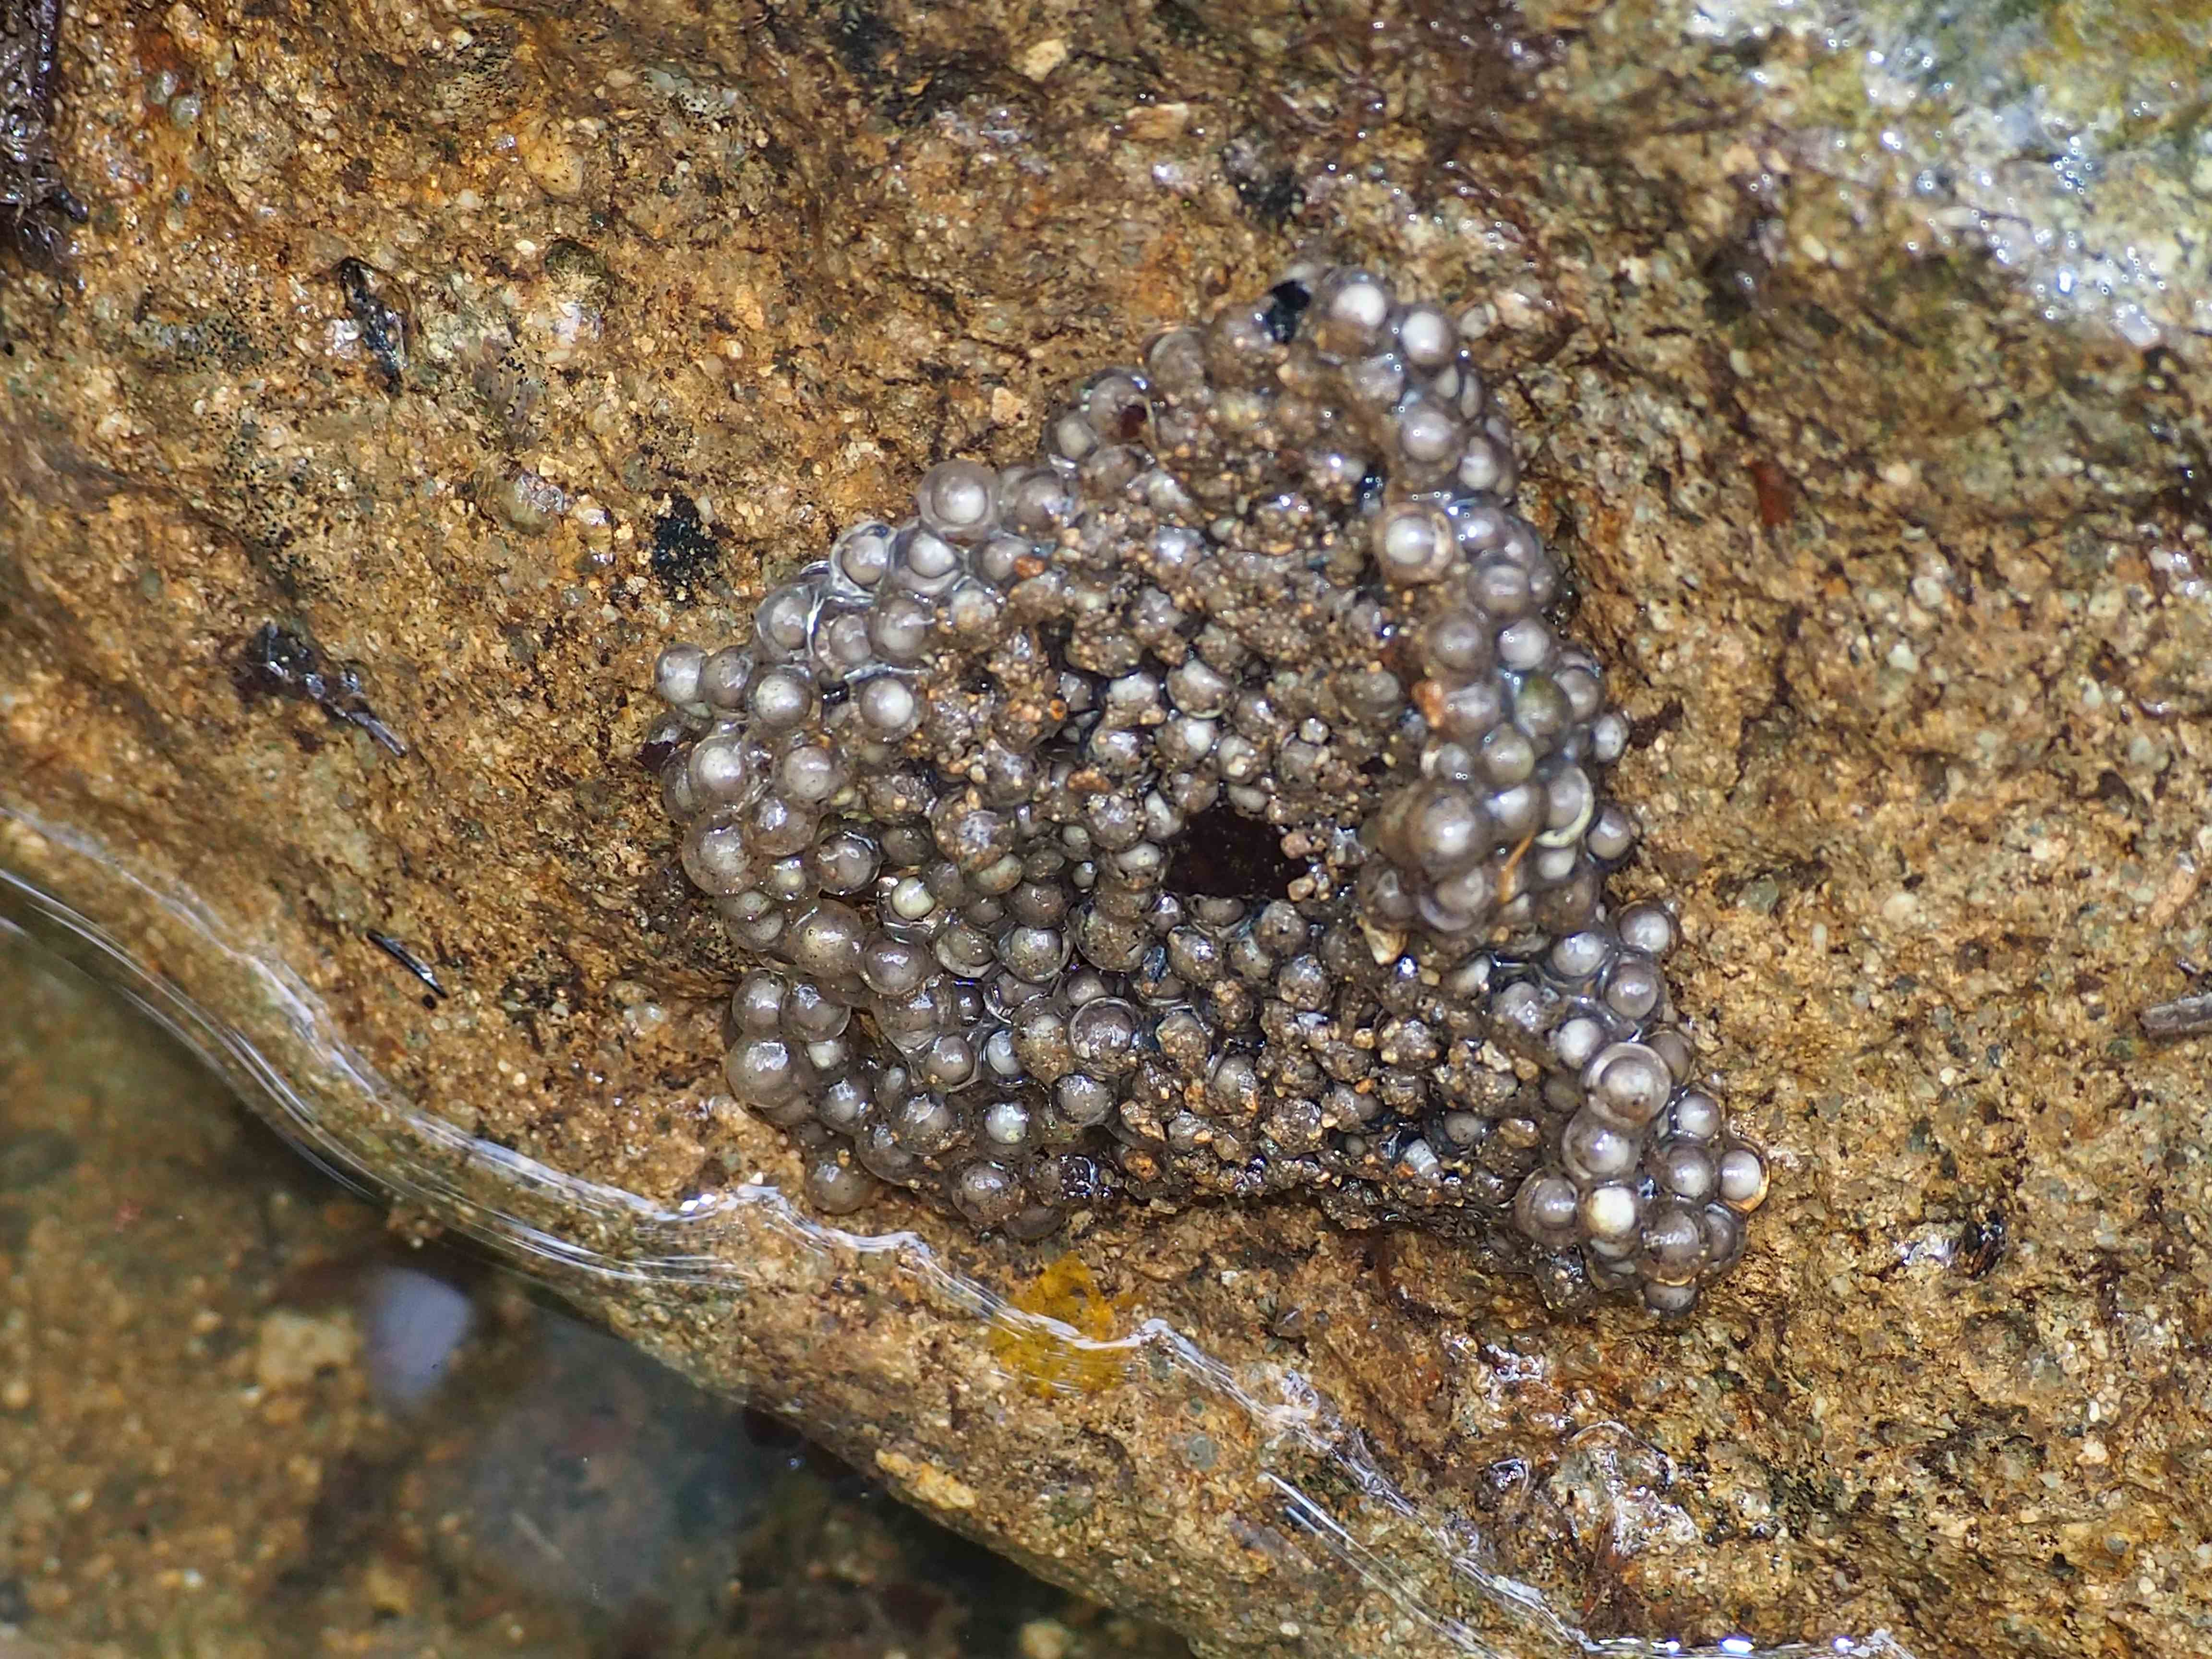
xmin=647 ymin=269 xmax=1767 ymax=1310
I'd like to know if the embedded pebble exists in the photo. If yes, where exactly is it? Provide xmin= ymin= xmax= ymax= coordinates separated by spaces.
xmin=650 ymin=269 xmax=1767 ymax=1310
xmin=255 ymin=1309 xmax=361 ymax=1391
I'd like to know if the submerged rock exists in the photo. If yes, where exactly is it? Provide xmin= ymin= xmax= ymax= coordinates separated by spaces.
xmin=2 ymin=1 xmax=2209 ymax=1655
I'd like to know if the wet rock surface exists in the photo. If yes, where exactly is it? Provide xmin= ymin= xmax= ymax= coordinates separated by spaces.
xmin=0 ymin=926 xmax=1187 ymax=1658
xmin=3 ymin=1 xmax=2210 ymax=1655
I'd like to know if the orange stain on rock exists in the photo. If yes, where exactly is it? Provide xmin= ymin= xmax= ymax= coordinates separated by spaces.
xmin=988 ymin=1253 xmax=1137 ymax=1398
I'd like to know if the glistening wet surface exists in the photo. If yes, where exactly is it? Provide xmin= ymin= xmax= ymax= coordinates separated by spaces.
xmin=0 ymin=923 xmax=1188 ymax=1659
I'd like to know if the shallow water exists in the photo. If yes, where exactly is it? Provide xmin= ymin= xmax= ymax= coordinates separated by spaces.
xmin=0 ymin=922 xmax=1187 ymax=1659
xmin=0 ymin=807 xmax=1943 ymax=1659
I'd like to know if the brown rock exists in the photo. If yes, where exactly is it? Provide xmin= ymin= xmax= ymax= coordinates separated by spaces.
xmin=4 ymin=2 xmax=2209 ymax=1655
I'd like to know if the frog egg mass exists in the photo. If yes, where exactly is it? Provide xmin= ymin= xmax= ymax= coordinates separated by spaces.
xmin=648 ymin=269 xmax=1768 ymax=1313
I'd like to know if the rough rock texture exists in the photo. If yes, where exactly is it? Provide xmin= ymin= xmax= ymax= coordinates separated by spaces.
xmin=3 ymin=2 xmax=2210 ymax=1656
xmin=0 ymin=925 xmax=1190 ymax=1658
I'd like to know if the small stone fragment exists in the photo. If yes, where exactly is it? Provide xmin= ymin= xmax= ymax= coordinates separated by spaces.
xmin=255 ymin=1309 xmax=360 ymax=1390
xmin=874 ymin=1448 xmax=978 ymax=1511
xmin=2141 ymin=991 xmax=2212 ymax=1037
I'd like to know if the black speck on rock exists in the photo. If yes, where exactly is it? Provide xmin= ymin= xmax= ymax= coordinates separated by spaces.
xmin=335 ymin=257 xmax=410 ymax=390
xmin=650 ymin=494 xmax=723 ymax=596
xmin=832 ymin=0 xmax=900 ymax=83
xmin=1223 ymin=132 xmax=1303 ymax=229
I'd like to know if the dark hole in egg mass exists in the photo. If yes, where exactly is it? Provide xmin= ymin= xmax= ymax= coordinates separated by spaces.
xmin=1166 ymin=804 xmax=1303 ymax=902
